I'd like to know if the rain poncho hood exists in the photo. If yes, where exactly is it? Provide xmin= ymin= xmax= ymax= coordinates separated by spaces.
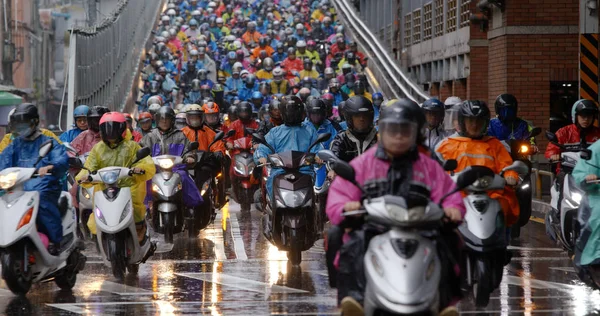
xmin=59 ymin=127 xmax=85 ymax=143
xmin=76 ymin=129 xmax=156 ymax=234
xmin=0 ymin=133 xmax=68 ymax=243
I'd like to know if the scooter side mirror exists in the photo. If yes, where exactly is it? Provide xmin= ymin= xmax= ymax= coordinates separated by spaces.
xmin=443 ymin=159 xmax=458 ymax=172
xmin=545 ymin=130 xmax=558 ymax=143
xmin=308 ymin=132 xmax=332 ymax=152
xmin=529 ymin=127 xmax=542 ymax=138
xmin=226 ymin=129 xmax=236 ymax=138
xmin=456 ymin=167 xmax=493 ymax=190
xmin=244 ymin=128 xmax=256 ymax=136
xmin=189 ymin=142 xmax=199 ymax=151
xmin=331 ymin=159 xmax=357 ymax=185
xmin=316 ymin=150 xmax=338 ymax=163
xmin=581 ymin=149 xmax=592 ymax=160
xmin=502 ymin=160 xmax=529 ymax=176
xmin=131 ymin=147 xmax=151 ymax=167
xmin=38 ymin=140 xmax=53 ymax=158
xmin=252 ymin=133 xmax=276 ymax=153
xmin=68 ymin=157 xmax=84 ymax=169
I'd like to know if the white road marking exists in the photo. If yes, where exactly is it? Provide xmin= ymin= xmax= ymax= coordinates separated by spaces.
xmin=74 ymin=275 xmax=156 ymax=296
xmin=0 ymin=288 xmax=13 ymax=297
xmin=460 ymin=309 xmax=573 ymax=314
xmin=201 ymin=212 xmax=226 ymax=260
xmin=503 ymin=275 xmax=580 ymax=292
xmin=85 ymin=257 xmax=324 ymax=264
xmin=549 ymin=266 xmax=577 ymax=273
xmin=154 ymin=242 xmax=174 ymax=254
xmin=175 ymin=272 xmax=309 ymax=294
xmin=507 ymin=246 xmax=564 ymax=251
xmin=510 ymin=256 xmax=570 ymax=261
xmin=305 ymin=270 xmax=330 ymax=277
xmin=230 ymin=212 xmax=248 ymax=260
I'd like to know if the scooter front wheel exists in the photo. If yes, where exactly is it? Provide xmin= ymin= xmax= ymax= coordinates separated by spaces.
xmin=163 ymin=212 xmax=175 ymax=244
xmin=54 ymin=250 xmax=83 ymax=290
xmin=108 ymin=237 xmax=127 ymax=280
xmin=1 ymin=251 xmax=32 ymax=295
xmin=473 ymin=259 xmax=491 ymax=307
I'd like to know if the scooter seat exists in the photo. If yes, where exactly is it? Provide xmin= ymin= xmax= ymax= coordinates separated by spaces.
xmin=58 ymin=194 xmax=69 ymax=218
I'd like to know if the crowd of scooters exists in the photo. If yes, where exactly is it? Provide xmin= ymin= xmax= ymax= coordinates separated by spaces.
xmin=2 ymin=0 xmax=600 ymax=315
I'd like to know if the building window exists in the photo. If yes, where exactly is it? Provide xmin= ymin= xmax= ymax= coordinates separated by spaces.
xmin=423 ymin=3 xmax=433 ymax=41
xmin=412 ymin=9 xmax=421 ymax=44
xmin=434 ymin=0 xmax=444 ymax=37
xmin=447 ymin=0 xmax=457 ymax=33
xmin=460 ymin=0 xmax=471 ymax=28
xmin=404 ymin=13 xmax=412 ymax=47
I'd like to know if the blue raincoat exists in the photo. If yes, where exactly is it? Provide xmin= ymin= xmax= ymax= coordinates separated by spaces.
xmin=254 ymin=123 xmax=323 ymax=197
xmin=487 ymin=118 xmax=533 ymax=141
xmin=238 ymin=84 xmax=259 ymax=101
xmin=59 ymin=127 xmax=85 ymax=143
xmin=305 ymin=118 xmax=338 ymax=188
xmin=0 ymin=133 xmax=68 ymax=243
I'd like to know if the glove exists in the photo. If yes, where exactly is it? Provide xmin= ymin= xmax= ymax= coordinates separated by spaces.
xmin=505 ymin=175 xmax=518 ymax=186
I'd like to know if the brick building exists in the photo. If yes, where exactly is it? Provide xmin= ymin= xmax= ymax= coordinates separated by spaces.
xmin=384 ymin=0 xmax=583 ymax=145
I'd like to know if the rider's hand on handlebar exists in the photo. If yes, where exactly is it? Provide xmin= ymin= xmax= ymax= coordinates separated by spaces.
xmin=343 ymin=201 xmax=362 ymax=214
xmin=586 ymin=174 xmax=598 ymax=182
xmin=443 ymin=207 xmax=462 ymax=223
xmin=186 ymin=157 xmax=195 ymax=164
xmin=259 ymin=157 xmax=267 ymax=165
xmin=550 ymin=154 xmax=560 ymax=161
xmin=505 ymin=175 xmax=518 ymax=186
xmin=226 ymin=142 xmax=234 ymax=150
xmin=131 ymin=167 xmax=144 ymax=175
xmin=38 ymin=165 xmax=54 ymax=177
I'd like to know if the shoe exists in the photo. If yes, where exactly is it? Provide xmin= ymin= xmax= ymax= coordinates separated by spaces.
xmin=136 ymin=221 xmax=148 ymax=245
xmin=439 ymin=306 xmax=459 ymax=316
xmin=340 ymin=297 xmax=363 ymax=316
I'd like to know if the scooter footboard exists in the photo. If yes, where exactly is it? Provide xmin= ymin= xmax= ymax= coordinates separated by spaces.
xmin=363 ymin=230 xmax=440 ymax=314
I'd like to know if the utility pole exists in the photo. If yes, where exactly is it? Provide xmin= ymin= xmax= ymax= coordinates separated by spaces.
xmin=1 ymin=0 xmax=14 ymax=85
xmin=579 ymin=0 xmax=599 ymax=102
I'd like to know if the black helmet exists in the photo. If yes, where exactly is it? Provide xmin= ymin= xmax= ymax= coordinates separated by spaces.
xmin=155 ymin=106 xmax=176 ymax=132
xmin=228 ymin=105 xmax=239 ymax=121
xmin=236 ymin=101 xmax=253 ymax=122
xmin=379 ymin=98 xmax=425 ymax=148
xmin=87 ymin=106 xmax=110 ymax=132
xmin=494 ymin=93 xmax=518 ymax=122
xmin=245 ymin=74 xmax=256 ymax=88
xmin=344 ymin=73 xmax=355 ymax=88
xmin=344 ymin=96 xmax=374 ymax=134
xmin=301 ymin=77 xmax=313 ymax=89
xmin=572 ymin=99 xmax=599 ymax=125
xmin=280 ymin=95 xmax=305 ymax=126
xmin=10 ymin=103 xmax=39 ymax=139
xmin=458 ymin=100 xmax=491 ymax=138
xmin=354 ymin=80 xmax=366 ymax=95
xmin=421 ymin=98 xmax=445 ymax=128
xmin=306 ymin=98 xmax=327 ymax=125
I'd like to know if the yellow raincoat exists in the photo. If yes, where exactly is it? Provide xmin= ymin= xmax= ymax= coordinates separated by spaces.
xmin=76 ymin=130 xmax=155 ymax=234
xmin=0 ymin=128 xmax=61 ymax=152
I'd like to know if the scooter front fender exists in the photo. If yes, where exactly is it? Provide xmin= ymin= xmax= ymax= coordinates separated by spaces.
xmin=0 ymin=191 xmax=38 ymax=248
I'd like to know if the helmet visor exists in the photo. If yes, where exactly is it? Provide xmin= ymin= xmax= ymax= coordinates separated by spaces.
xmin=425 ymin=109 xmax=444 ymax=128
xmin=100 ymin=121 xmax=125 ymax=142
xmin=379 ymin=121 xmax=417 ymax=152
xmin=11 ymin=122 xmax=33 ymax=138
xmin=443 ymin=107 xmax=460 ymax=133
xmin=187 ymin=113 xmax=203 ymax=128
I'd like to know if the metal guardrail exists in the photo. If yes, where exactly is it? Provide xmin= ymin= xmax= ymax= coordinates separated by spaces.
xmin=332 ymin=0 xmax=429 ymax=103
xmin=64 ymin=0 xmax=163 ymax=129
xmin=532 ymin=168 xmax=554 ymax=200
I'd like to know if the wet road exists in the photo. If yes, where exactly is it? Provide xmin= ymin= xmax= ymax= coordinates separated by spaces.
xmin=0 ymin=204 xmax=599 ymax=315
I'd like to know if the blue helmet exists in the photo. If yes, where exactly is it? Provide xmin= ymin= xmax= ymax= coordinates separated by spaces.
xmin=73 ymin=105 xmax=90 ymax=118
xmin=372 ymin=92 xmax=383 ymax=107
xmin=251 ymin=91 xmax=262 ymax=100
xmin=421 ymin=98 xmax=445 ymax=112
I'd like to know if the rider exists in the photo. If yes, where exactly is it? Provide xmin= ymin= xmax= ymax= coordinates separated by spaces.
xmin=140 ymin=106 xmax=203 ymax=210
xmin=422 ymin=98 xmax=450 ymax=150
xmin=124 ymin=113 xmax=143 ymax=142
xmin=436 ymin=100 xmax=521 ymax=227
xmin=305 ymin=98 xmax=338 ymax=149
xmin=443 ymin=96 xmax=463 ymax=135
xmin=226 ymin=102 xmax=260 ymax=151
xmin=254 ymin=95 xmax=323 ymax=199
xmin=372 ymin=92 xmax=383 ymax=123
xmin=201 ymin=101 xmax=223 ymax=132
xmin=326 ymin=99 xmax=465 ymax=316
xmin=59 ymin=105 xmax=89 ymax=143
xmin=487 ymin=94 xmax=536 ymax=144
xmin=70 ymin=106 xmax=110 ymax=155
xmin=135 ymin=112 xmax=154 ymax=137
xmin=257 ymin=98 xmax=283 ymax=137
xmin=175 ymin=112 xmax=187 ymax=130
xmin=0 ymin=108 xmax=62 ymax=152
xmin=0 ymin=103 xmax=69 ymax=254
xmin=76 ymin=112 xmax=155 ymax=245
xmin=330 ymin=96 xmax=378 ymax=163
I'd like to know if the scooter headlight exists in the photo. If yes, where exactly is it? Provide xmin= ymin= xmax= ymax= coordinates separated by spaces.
xmin=269 ymin=156 xmax=285 ymax=167
xmin=0 ymin=171 xmax=19 ymax=190
xmin=472 ymin=176 xmax=493 ymax=189
xmin=247 ymin=161 xmax=256 ymax=175
xmin=95 ymin=207 xmax=107 ymax=225
xmin=370 ymin=254 xmax=384 ymax=277
xmin=158 ymin=158 xmax=175 ymax=170
xmin=99 ymin=169 xmax=120 ymax=185
xmin=279 ymin=188 xmax=309 ymax=208
xmin=152 ymin=183 xmax=164 ymax=195
xmin=519 ymin=144 xmax=530 ymax=154
xmin=234 ymin=161 xmax=248 ymax=175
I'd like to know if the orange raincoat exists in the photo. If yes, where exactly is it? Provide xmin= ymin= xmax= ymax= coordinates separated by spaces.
xmin=436 ymin=135 xmax=520 ymax=226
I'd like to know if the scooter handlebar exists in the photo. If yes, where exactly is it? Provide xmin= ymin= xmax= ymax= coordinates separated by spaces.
xmin=128 ymin=169 xmax=146 ymax=176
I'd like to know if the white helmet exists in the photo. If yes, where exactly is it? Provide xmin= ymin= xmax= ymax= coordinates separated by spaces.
xmin=166 ymin=9 xmax=176 ymax=16
xmin=216 ymin=17 xmax=224 ymax=24
xmin=233 ymin=62 xmax=243 ymax=73
xmin=208 ymin=1 xmax=217 ymax=8
xmin=296 ymin=40 xmax=307 ymax=48
xmin=296 ymin=23 xmax=304 ymax=30
xmin=161 ymin=31 xmax=170 ymax=38
xmin=161 ymin=15 xmax=170 ymax=22
xmin=444 ymin=96 xmax=463 ymax=107
xmin=191 ymin=10 xmax=201 ymax=16
xmin=7 ymin=107 xmax=15 ymax=123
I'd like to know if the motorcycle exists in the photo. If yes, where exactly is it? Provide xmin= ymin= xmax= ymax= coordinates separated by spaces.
xmin=0 ymin=140 xmax=86 ymax=294
xmin=501 ymin=127 xmax=542 ymax=238
xmin=149 ymin=142 xmax=199 ymax=243
xmin=80 ymin=147 xmax=156 ymax=280
xmin=230 ymin=129 xmax=259 ymax=212
xmin=545 ymin=131 xmax=587 ymax=254
xmin=447 ymin=160 xmax=529 ymax=307
xmin=317 ymin=150 xmax=479 ymax=315
xmin=253 ymin=132 xmax=330 ymax=265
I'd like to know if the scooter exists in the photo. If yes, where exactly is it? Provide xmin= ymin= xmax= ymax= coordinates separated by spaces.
xmin=253 ymin=132 xmax=330 ymax=265
xmin=230 ymin=129 xmax=258 ymax=212
xmin=317 ymin=150 xmax=479 ymax=315
xmin=0 ymin=140 xmax=86 ymax=295
xmin=502 ymin=127 xmax=542 ymax=238
xmin=448 ymin=160 xmax=529 ymax=307
xmin=149 ymin=142 xmax=199 ymax=243
xmin=67 ymin=153 xmax=94 ymax=240
xmin=545 ymin=131 xmax=586 ymax=253
xmin=80 ymin=147 xmax=156 ymax=280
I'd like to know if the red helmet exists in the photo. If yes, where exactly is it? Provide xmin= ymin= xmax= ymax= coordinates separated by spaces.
xmin=99 ymin=112 xmax=127 ymax=145
xmin=137 ymin=112 xmax=153 ymax=122
xmin=307 ymin=40 xmax=316 ymax=47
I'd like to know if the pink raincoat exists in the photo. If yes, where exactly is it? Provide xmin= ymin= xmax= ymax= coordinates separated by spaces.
xmin=326 ymin=146 xmax=465 ymax=225
xmin=68 ymin=130 xmax=102 ymax=208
